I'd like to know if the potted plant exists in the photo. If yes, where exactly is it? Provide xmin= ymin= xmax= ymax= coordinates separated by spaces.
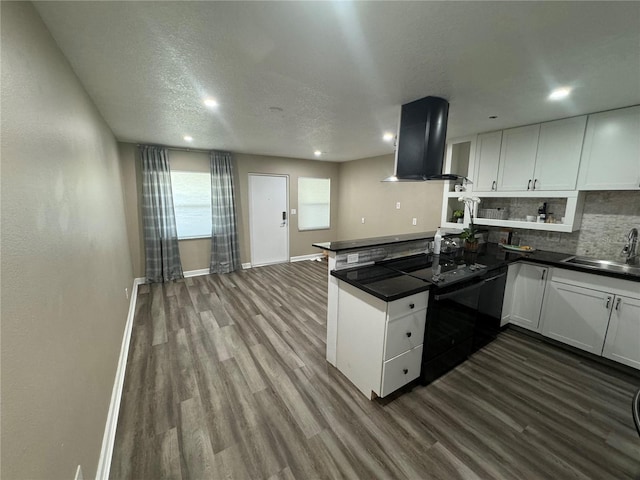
xmin=458 ymin=196 xmax=481 ymax=251
xmin=452 ymin=209 xmax=464 ymax=224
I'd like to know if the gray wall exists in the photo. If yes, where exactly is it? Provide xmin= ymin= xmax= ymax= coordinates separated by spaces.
xmin=1 ymin=3 xmax=133 ymax=479
xmin=336 ymin=154 xmax=444 ymax=240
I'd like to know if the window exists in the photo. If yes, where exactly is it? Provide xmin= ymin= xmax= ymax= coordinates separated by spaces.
xmin=170 ymin=171 xmax=212 ymax=239
xmin=298 ymin=177 xmax=330 ymax=230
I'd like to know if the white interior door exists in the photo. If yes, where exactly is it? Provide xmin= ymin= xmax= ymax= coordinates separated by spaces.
xmin=249 ymin=174 xmax=289 ymax=266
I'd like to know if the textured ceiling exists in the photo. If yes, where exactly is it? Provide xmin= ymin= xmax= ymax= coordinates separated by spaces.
xmin=34 ymin=1 xmax=640 ymax=162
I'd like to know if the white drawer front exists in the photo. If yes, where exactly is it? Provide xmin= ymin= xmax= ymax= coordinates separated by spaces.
xmin=380 ymin=345 xmax=423 ymax=397
xmin=384 ymin=312 xmax=426 ymax=361
xmin=387 ymin=292 xmax=428 ymax=320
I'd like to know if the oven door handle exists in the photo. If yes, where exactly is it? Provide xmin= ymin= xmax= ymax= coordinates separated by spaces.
xmin=434 ymin=280 xmax=485 ymax=301
xmin=483 ymin=272 xmax=506 ymax=283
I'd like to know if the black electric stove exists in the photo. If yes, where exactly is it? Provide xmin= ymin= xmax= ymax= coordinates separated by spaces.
xmin=382 ymin=254 xmax=488 ymax=288
xmin=381 ymin=253 xmax=506 ymax=385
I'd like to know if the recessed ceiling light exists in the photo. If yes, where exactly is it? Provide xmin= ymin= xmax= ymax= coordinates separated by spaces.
xmin=183 ymin=135 xmax=193 ymax=142
xmin=548 ymin=87 xmax=572 ymax=101
xmin=383 ymin=132 xmax=395 ymax=142
xmin=314 ymin=150 xmax=322 ymax=157
xmin=204 ymin=98 xmax=219 ymax=108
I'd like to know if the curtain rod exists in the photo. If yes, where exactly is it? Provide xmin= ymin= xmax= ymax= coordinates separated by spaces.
xmin=136 ymin=143 xmax=212 ymax=154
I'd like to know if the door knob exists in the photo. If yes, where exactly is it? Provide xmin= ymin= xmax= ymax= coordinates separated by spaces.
xmin=403 ymin=369 xmax=408 ymax=375
xmin=406 ymin=332 xmax=412 ymax=338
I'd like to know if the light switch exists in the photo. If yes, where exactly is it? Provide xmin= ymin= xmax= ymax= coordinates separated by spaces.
xmin=412 ymin=218 xmax=417 ymax=226
xmin=396 ymin=202 xmax=401 ymax=209
xmin=291 ymin=208 xmax=296 ymax=215
xmin=361 ymin=217 xmax=366 ymax=224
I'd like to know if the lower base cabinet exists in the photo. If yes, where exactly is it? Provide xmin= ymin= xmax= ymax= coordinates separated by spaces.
xmin=541 ymin=281 xmax=611 ymax=354
xmin=602 ymin=295 xmax=640 ymax=369
xmin=502 ymin=263 xmax=548 ymax=332
xmin=336 ymin=281 xmax=427 ymax=399
xmin=539 ymin=268 xmax=640 ymax=369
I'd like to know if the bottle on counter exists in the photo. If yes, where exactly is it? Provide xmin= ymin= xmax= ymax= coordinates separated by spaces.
xmin=434 ymin=227 xmax=442 ymax=255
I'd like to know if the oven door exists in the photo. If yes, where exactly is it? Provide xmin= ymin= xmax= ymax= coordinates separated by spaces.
xmin=421 ymin=279 xmax=483 ymax=384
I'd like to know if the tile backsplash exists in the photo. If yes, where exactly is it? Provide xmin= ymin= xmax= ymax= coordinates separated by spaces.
xmin=487 ymin=191 xmax=640 ymax=260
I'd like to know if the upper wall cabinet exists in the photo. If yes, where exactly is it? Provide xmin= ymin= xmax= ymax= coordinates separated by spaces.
xmin=497 ymin=117 xmax=587 ymax=192
xmin=578 ymin=105 xmax=640 ymax=190
xmin=473 ymin=131 xmax=503 ymax=192
xmin=534 ymin=116 xmax=587 ymax=191
xmin=473 ymin=116 xmax=588 ymax=193
xmin=497 ymin=124 xmax=541 ymax=191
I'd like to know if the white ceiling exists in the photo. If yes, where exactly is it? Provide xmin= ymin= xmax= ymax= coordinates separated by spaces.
xmin=34 ymin=1 xmax=640 ymax=162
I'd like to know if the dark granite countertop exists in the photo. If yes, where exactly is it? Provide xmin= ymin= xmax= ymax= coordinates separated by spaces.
xmin=331 ymin=243 xmax=640 ymax=302
xmin=330 ymin=262 xmax=431 ymax=302
xmin=313 ymin=231 xmax=455 ymax=252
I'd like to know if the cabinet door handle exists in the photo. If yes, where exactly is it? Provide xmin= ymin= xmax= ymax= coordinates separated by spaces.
xmin=491 ymin=180 xmax=496 ymax=191
xmin=606 ymin=296 xmax=612 ymax=309
xmin=403 ymin=368 xmax=409 ymax=375
xmin=527 ymin=179 xmax=532 ymax=190
xmin=409 ymin=303 xmax=415 ymax=309
xmin=615 ymin=298 xmax=621 ymax=311
xmin=541 ymin=270 xmax=546 ymax=281
xmin=406 ymin=332 xmax=412 ymax=338
xmin=533 ymin=179 xmax=538 ymax=190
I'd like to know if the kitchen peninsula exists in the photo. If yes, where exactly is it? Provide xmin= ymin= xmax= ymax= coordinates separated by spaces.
xmin=314 ymin=233 xmax=640 ymax=400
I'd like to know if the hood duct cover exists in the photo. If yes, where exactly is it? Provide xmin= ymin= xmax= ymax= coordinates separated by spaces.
xmin=390 ymin=96 xmax=463 ymax=181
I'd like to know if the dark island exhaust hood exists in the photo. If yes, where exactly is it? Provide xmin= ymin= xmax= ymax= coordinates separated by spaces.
xmin=383 ymin=96 xmax=468 ymax=182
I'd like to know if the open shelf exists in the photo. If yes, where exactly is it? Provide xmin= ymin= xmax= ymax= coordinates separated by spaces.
xmin=473 ymin=218 xmax=575 ymax=232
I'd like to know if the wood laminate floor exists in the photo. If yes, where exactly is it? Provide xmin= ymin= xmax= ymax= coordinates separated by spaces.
xmin=110 ymin=259 xmax=640 ymax=480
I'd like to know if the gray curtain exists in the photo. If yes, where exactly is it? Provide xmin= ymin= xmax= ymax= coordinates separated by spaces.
xmin=209 ymin=151 xmax=241 ymax=274
xmin=140 ymin=145 xmax=184 ymax=283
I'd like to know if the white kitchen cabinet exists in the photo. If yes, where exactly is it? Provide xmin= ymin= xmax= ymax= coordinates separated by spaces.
xmin=540 ymin=268 xmax=640 ymax=368
xmin=533 ymin=116 xmax=587 ymax=191
xmin=578 ymin=105 xmax=640 ymax=190
xmin=336 ymin=283 xmax=427 ymax=399
xmin=541 ymin=281 xmax=612 ymax=355
xmin=473 ymin=131 xmax=503 ymax=192
xmin=497 ymin=124 xmax=541 ymax=191
xmin=602 ymin=295 xmax=640 ymax=369
xmin=502 ymin=263 xmax=548 ymax=332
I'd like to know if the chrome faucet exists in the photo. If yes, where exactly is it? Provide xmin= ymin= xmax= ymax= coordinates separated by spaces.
xmin=621 ymin=228 xmax=639 ymax=264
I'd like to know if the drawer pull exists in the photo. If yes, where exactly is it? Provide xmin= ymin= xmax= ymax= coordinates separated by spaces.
xmin=406 ymin=332 xmax=412 ymax=338
xmin=409 ymin=303 xmax=415 ymax=309
xmin=403 ymin=368 xmax=409 ymax=375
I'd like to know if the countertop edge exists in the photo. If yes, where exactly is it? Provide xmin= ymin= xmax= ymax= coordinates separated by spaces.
xmin=313 ymin=230 xmax=459 ymax=253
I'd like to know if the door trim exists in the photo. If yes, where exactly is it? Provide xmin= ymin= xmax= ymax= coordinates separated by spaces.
xmin=248 ymin=173 xmax=290 ymax=267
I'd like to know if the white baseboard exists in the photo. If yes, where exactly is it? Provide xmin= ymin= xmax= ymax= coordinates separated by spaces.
xmin=290 ymin=253 xmax=324 ymax=262
xmin=183 ymin=268 xmax=210 ymax=278
xmin=95 ymin=276 xmax=143 ymax=480
xmin=242 ymin=263 xmax=252 ymax=269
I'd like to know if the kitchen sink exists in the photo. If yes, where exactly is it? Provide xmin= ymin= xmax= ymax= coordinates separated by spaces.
xmin=561 ymin=256 xmax=640 ymax=276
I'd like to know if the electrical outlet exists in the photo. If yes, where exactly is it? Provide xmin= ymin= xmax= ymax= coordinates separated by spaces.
xmin=412 ymin=218 xmax=417 ymax=226
xmin=361 ymin=217 xmax=365 ymax=224
xmin=347 ymin=253 xmax=359 ymax=264
xmin=124 ymin=287 xmax=129 ymax=300
xmin=396 ymin=202 xmax=401 ymax=209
